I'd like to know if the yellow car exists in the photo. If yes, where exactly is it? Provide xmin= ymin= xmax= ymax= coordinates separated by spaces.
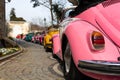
xmin=44 ymin=28 xmax=59 ymax=51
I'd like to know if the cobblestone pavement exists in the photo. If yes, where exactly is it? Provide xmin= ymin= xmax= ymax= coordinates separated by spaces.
xmin=0 ymin=40 xmax=64 ymax=80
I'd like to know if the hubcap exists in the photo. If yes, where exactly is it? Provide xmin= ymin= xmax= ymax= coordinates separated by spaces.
xmin=64 ymin=46 xmax=71 ymax=73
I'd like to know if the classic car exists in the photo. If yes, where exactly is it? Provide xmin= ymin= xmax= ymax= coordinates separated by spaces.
xmin=39 ymin=31 xmax=46 ymax=45
xmin=16 ymin=34 xmax=22 ymax=39
xmin=24 ymin=33 xmax=34 ymax=42
xmin=16 ymin=34 xmax=25 ymax=40
xmin=52 ymin=0 xmax=120 ymax=80
xmin=31 ymin=32 xmax=41 ymax=43
xmin=44 ymin=27 xmax=59 ymax=51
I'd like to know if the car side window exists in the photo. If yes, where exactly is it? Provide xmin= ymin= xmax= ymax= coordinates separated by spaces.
xmin=61 ymin=8 xmax=76 ymax=21
xmin=64 ymin=9 xmax=73 ymax=18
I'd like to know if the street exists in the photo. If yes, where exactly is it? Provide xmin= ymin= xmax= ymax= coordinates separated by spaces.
xmin=0 ymin=40 xmax=64 ymax=80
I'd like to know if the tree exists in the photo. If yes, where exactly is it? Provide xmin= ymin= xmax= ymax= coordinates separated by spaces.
xmin=8 ymin=0 xmax=66 ymax=24
xmin=8 ymin=0 xmax=11 ymax=2
xmin=52 ymin=3 xmax=63 ymax=24
xmin=5 ymin=0 xmax=11 ymax=3
xmin=31 ymin=0 xmax=54 ymax=25
xmin=9 ymin=8 xmax=26 ymax=21
xmin=31 ymin=0 xmax=65 ymax=26
xmin=10 ymin=8 xmax=16 ymax=21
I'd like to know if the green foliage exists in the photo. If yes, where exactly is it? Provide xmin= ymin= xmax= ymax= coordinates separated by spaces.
xmin=8 ymin=0 xmax=11 ymax=2
xmin=8 ymin=37 xmax=14 ymax=41
xmin=31 ymin=0 xmax=41 ymax=7
xmin=10 ymin=8 xmax=26 ymax=21
xmin=30 ymin=0 xmax=64 ymax=24
xmin=30 ymin=0 xmax=50 ymax=8
xmin=0 ymin=48 xmax=20 ymax=57
xmin=10 ymin=8 xmax=16 ymax=21
xmin=52 ymin=4 xmax=63 ymax=22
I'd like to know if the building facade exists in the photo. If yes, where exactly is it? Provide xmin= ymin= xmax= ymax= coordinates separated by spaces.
xmin=7 ymin=21 xmax=30 ymax=38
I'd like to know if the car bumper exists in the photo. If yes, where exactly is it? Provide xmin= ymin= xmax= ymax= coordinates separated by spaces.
xmin=45 ymin=44 xmax=52 ymax=48
xmin=78 ymin=60 xmax=120 ymax=76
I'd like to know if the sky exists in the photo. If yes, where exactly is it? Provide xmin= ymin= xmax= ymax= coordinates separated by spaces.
xmin=5 ymin=0 xmax=72 ymax=24
xmin=5 ymin=0 xmax=51 ymax=23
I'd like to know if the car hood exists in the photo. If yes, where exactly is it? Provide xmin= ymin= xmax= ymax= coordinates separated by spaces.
xmin=96 ymin=1 xmax=120 ymax=47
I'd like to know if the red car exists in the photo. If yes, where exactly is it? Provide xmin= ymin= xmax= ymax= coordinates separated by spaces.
xmin=16 ymin=34 xmax=24 ymax=39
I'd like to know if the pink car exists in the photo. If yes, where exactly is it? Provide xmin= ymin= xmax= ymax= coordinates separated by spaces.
xmin=52 ymin=0 xmax=120 ymax=80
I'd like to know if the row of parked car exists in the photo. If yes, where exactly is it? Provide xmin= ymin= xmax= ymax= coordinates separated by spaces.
xmin=16 ymin=31 xmax=45 ymax=44
xmin=17 ymin=0 xmax=120 ymax=79
xmin=16 ymin=28 xmax=59 ymax=51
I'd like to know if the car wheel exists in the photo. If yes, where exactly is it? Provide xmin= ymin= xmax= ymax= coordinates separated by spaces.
xmin=45 ymin=47 xmax=48 ymax=52
xmin=63 ymin=43 xmax=95 ymax=80
xmin=52 ymin=51 xmax=57 ymax=58
xmin=44 ymin=45 xmax=47 ymax=51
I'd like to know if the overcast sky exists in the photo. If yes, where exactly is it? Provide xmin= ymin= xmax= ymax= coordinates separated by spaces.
xmin=5 ymin=0 xmax=72 ymax=24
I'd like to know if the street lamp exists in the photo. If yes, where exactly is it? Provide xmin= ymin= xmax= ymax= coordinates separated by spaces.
xmin=44 ymin=18 xmax=46 ymax=27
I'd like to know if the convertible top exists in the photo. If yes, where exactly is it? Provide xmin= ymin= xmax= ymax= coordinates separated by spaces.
xmin=68 ymin=0 xmax=106 ymax=5
xmin=72 ymin=0 xmax=105 ymax=14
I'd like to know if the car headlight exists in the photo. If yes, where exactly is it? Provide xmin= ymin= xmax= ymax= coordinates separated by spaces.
xmin=91 ymin=31 xmax=105 ymax=50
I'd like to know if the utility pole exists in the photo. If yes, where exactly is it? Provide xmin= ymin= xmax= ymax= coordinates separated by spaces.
xmin=0 ymin=0 xmax=6 ymax=38
xmin=49 ymin=0 xmax=54 ymax=26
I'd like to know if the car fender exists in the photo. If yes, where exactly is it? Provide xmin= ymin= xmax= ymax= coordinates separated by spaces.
xmin=63 ymin=20 xmax=120 ymax=68
xmin=59 ymin=18 xmax=80 ymax=39
xmin=52 ymin=34 xmax=62 ymax=60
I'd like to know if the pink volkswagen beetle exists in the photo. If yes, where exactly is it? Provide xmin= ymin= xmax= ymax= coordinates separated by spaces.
xmin=52 ymin=0 xmax=120 ymax=80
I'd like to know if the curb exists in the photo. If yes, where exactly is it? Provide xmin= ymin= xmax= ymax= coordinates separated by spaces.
xmin=0 ymin=44 xmax=23 ymax=61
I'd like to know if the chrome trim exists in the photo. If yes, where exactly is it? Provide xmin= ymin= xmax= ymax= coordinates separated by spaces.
xmin=78 ymin=60 xmax=120 ymax=76
xmin=46 ymin=44 xmax=52 ymax=48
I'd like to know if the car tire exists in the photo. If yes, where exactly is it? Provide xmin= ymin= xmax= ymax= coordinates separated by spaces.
xmin=52 ymin=51 xmax=57 ymax=58
xmin=63 ymin=43 xmax=95 ymax=80
xmin=45 ymin=47 xmax=48 ymax=52
xmin=44 ymin=45 xmax=47 ymax=51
